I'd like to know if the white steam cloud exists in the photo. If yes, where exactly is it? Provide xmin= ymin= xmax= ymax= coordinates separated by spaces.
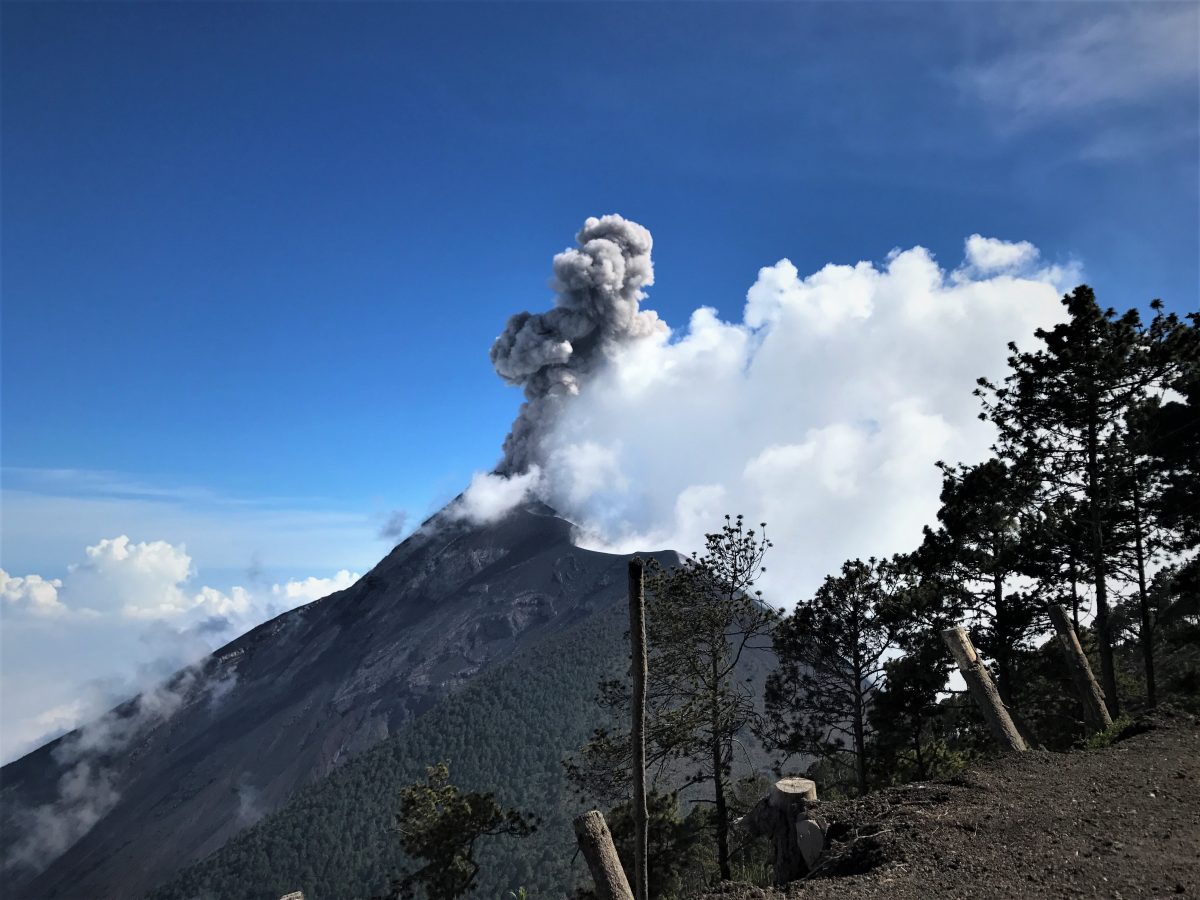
xmin=453 ymin=467 xmax=544 ymax=525
xmin=478 ymin=217 xmax=1076 ymax=603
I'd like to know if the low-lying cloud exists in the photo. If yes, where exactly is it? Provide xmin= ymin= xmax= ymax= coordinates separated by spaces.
xmin=0 ymin=539 xmax=360 ymax=763
xmin=3 ymin=665 xmax=231 ymax=876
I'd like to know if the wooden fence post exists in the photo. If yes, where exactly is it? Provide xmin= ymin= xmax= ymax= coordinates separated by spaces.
xmin=573 ymin=810 xmax=634 ymax=900
xmin=627 ymin=559 xmax=648 ymax=900
xmin=1048 ymin=604 xmax=1113 ymax=734
xmin=941 ymin=626 xmax=1028 ymax=752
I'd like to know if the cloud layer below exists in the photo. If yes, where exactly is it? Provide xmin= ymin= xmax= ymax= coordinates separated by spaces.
xmin=0 ymin=539 xmax=358 ymax=763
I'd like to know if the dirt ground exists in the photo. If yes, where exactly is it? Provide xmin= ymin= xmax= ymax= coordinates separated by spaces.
xmin=702 ymin=709 xmax=1200 ymax=900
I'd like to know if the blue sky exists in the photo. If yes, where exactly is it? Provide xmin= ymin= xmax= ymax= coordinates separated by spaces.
xmin=1 ymin=2 xmax=1197 ymax=759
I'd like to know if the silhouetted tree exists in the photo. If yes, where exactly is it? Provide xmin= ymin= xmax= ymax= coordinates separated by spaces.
xmin=867 ymin=634 xmax=956 ymax=783
xmin=975 ymin=286 xmax=1180 ymax=717
xmin=766 ymin=557 xmax=896 ymax=795
xmin=384 ymin=763 xmax=537 ymax=900
xmin=568 ymin=515 xmax=776 ymax=882
xmin=915 ymin=458 xmax=1043 ymax=706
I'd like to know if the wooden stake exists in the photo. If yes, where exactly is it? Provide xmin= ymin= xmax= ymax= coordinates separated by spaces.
xmin=573 ymin=810 xmax=634 ymax=900
xmin=941 ymin=626 xmax=1028 ymax=752
xmin=1048 ymin=604 xmax=1113 ymax=734
xmin=627 ymin=559 xmax=648 ymax=900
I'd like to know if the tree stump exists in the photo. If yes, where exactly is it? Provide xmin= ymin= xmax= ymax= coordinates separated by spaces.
xmin=573 ymin=810 xmax=634 ymax=900
xmin=738 ymin=777 xmax=824 ymax=884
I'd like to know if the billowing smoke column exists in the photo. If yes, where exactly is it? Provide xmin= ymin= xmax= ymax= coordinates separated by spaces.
xmin=490 ymin=215 xmax=665 ymax=473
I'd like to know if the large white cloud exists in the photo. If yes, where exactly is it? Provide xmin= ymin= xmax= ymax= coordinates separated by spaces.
xmin=270 ymin=569 xmax=360 ymax=606
xmin=1 ymin=571 xmax=69 ymax=618
xmin=520 ymin=236 xmax=1076 ymax=607
xmin=0 ymin=539 xmax=360 ymax=762
xmin=2 ymin=537 xmax=357 ymax=625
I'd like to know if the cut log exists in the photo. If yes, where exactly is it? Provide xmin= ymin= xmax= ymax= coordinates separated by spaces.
xmin=573 ymin=810 xmax=634 ymax=900
xmin=770 ymin=777 xmax=817 ymax=808
xmin=942 ymin=626 xmax=1028 ymax=752
xmin=740 ymin=778 xmax=823 ymax=884
xmin=1048 ymin=603 xmax=1113 ymax=734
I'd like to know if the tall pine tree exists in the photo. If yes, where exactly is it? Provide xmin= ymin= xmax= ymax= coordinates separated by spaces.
xmin=975 ymin=286 xmax=1176 ymax=716
xmin=567 ymin=515 xmax=776 ymax=881
xmin=765 ymin=557 xmax=896 ymax=795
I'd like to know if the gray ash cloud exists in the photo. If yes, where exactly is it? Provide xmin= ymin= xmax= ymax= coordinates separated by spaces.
xmin=490 ymin=214 xmax=663 ymax=473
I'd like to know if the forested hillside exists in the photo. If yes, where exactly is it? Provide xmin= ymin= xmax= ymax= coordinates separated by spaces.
xmin=148 ymin=594 xmax=776 ymax=899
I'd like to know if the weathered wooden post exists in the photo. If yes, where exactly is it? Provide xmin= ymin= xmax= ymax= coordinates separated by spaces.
xmin=941 ymin=626 xmax=1028 ymax=752
xmin=737 ymin=777 xmax=824 ymax=884
xmin=573 ymin=810 xmax=634 ymax=900
xmin=627 ymin=558 xmax=649 ymax=900
xmin=1048 ymin=604 xmax=1113 ymax=734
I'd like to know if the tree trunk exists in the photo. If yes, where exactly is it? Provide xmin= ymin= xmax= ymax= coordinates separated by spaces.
xmin=1047 ymin=603 xmax=1112 ymax=734
xmin=710 ymin=718 xmax=731 ymax=880
xmin=941 ymin=626 xmax=1027 ymax=752
xmin=627 ymin=559 xmax=648 ymax=900
xmin=573 ymin=811 xmax=634 ymax=900
xmin=1131 ymin=471 xmax=1157 ymax=708
xmin=1069 ymin=553 xmax=1080 ymax=633
xmin=992 ymin=565 xmax=1013 ymax=705
xmin=1086 ymin=408 xmax=1120 ymax=717
xmin=913 ymin=726 xmax=926 ymax=780
xmin=852 ymin=687 xmax=867 ymax=794
xmin=851 ymin=605 xmax=868 ymax=794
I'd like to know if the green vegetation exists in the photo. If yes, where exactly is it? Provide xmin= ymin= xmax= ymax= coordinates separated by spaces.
xmin=149 ymin=603 xmax=632 ymax=900
xmin=765 ymin=557 xmax=897 ymax=794
xmin=381 ymin=762 xmax=536 ymax=900
xmin=566 ymin=516 xmax=776 ymax=880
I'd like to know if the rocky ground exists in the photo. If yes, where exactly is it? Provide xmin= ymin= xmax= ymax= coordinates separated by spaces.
xmin=704 ymin=709 xmax=1199 ymax=899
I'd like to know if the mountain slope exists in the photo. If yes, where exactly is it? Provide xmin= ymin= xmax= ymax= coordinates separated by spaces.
xmin=149 ymin=594 xmax=635 ymax=899
xmin=148 ymin=571 xmax=779 ymax=900
xmin=1 ymin=503 xmax=685 ymax=899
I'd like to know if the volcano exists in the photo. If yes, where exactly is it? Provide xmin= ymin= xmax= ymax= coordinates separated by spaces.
xmin=2 ymin=501 xmax=774 ymax=899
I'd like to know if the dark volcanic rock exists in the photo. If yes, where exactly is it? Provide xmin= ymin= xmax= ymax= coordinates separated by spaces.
xmin=0 ymin=502 xmax=680 ymax=900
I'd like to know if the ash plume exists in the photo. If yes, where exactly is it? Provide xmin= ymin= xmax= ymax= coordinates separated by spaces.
xmin=490 ymin=214 xmax=664 ymax=473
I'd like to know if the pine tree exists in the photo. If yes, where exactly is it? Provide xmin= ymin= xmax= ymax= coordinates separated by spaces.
xmin=765 ymin=557 xmax=896 ymax=795
xmin=384 ymin=763 xmax=537 ymax=900
xmin=914 ymin=457 xmax=1043 ymax=706
xmin=975 ymin=286 xmax=1176 ymax=717
xmin=1123 ymin=308 xmax=1199 ymax=705
xmin=567 ymin=515 xmax=776 ymax=881
xmin=867 ymin=636 xmax=956 ymax=783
